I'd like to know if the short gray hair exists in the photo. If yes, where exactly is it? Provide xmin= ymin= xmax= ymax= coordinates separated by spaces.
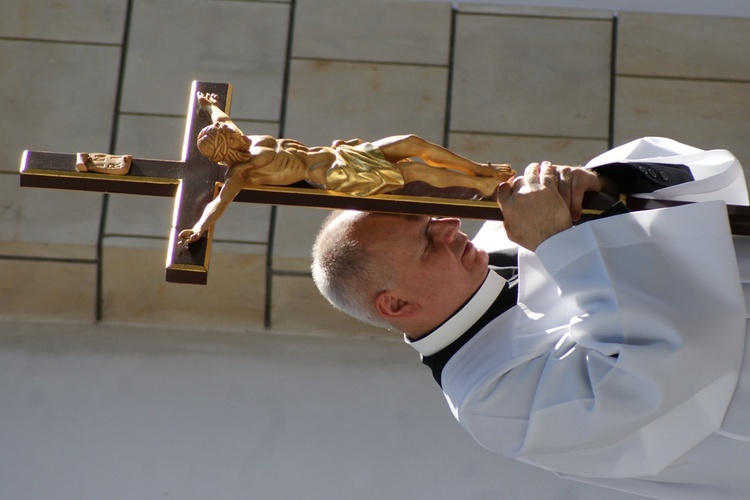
xmin=311 ymin=211 xmax=396 ymax=329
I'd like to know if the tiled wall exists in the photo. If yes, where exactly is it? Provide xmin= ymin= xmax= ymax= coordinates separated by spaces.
xmin=2 ymin=0 xmax=748 ymax=333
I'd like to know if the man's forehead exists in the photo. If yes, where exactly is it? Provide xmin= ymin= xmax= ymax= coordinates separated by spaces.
xmin=340 ymin=211 xmax=425 ymax=239
xmin=363 ymin=212 xmax=427 ymax=228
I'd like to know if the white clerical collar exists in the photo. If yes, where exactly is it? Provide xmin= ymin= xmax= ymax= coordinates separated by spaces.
xmin=404 ymin=271 xmax=507 ymax=356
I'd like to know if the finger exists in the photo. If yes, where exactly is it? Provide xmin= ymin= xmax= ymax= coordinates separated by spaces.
xmin=513 ymin=174 xmax=528 ymax=190
xmin=568 ymin=169 xmax=601 ymax=220
xmin=496 ymin=181 xmax=513 ymax=205
xmin=523 ymin=163 xmax=540 ymax=186
xmin=557 ymin=166 xmax=574 ymax=209
xmin=570 ymin=173 xmax=595 ymax=221
xmin=539 ymin=161 xmax=558 ymax=189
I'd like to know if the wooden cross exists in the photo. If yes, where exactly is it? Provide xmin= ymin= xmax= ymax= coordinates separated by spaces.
xmin=19 ymin=81 xmax=750 ymax=286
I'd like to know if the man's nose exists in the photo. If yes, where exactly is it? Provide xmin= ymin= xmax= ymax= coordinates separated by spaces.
xmin=431 ymin=218 xmax=461 ymax=243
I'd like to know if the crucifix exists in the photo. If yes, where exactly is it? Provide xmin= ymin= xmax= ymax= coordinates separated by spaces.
xmin=19 ymin=81 xmax=750 ymax=287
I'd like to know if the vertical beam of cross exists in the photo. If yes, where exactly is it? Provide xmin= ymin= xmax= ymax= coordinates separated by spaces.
xmin=165 ymin=82 xmax=231 ymax=283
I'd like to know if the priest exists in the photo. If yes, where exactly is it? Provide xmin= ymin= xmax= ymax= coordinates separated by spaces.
xmin=311 ymin=137 xmax=750 ymax=499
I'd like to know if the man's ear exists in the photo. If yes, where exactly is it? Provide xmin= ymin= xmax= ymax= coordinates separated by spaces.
xmin=374 ymin=291 xmax=421 ymax=319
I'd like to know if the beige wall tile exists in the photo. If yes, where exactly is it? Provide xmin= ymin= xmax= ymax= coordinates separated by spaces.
xmin=101 ymin=247 xmax=266 ymax=330
xmin=0 ymin=173 xmax=103 ymax=246
xmin=210 ymin=200 xmax=272 ymax=251
xmin=270 ymin=206 xmax=331 ymax=260
xmin=116 ymin=115 xmax=189 ymax=161
xmin=285 ymin=60 xmax=448 ymax=145
xmin=0 ymin=0 xmax=126 ymax=43
xmin=120 ymin=0 xmax=290 ymax=120
xmin=449 ymin=133 xmax=610 ymax=171
xmin=451 ymin=13 xmax=612 ymax=138
xmin=0 ymin=40 xmax=120 ymax=173
xmin=103 ymin=195 xmax=174 ymax=243
xmin=614 ymin=77 xmax=750 ymax=170
xmin=618 ymin=12 xmax=750 ymax=81
xmin=0 ymin=248 xmax=97 ymax=322
xmin=293 ymin=0 xmax=452 ymax=65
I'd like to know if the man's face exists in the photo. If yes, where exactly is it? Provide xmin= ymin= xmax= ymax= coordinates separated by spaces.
xmin=355 ymin=214 xmax=490 ymax=331
xmin=221 ymin=124 xmax=251 ymax=151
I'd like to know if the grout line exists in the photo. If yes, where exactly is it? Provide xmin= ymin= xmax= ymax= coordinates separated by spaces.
xmin=290 ymin=56 xmax=448 ymax=69
xmin=265 ymin=0 xmax=297 ymax=329
xmin=0 ymin=255 xmax=97 ymax=265
xmin=448 ymin=130 xmax=609 ymax=141
xmin=608 ymin=14 xmax=619 ymax=149
xmin=443 ymin=6 xmax=458 ymax=148
xmin=456 ymin=11 xmax=613 ymax=22
xmin=0 ymin=36 xmax=119 ymax=47
xmin=616 ymin=73 xmax=750 ymax=85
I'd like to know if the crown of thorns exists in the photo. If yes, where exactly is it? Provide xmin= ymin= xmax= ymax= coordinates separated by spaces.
xmin=197 ymin=123 xmax=230 ymax=163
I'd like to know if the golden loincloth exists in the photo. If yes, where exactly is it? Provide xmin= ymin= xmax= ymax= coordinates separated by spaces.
xmin=324 ymin=142 xmax=404 ymax=196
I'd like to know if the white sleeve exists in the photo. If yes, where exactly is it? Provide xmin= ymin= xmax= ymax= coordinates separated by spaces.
xmin=443 ymin=201 xmax=747 ymax=478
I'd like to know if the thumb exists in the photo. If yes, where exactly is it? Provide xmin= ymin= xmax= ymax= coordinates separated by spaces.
xmin=496 ymin=181 xmax=513 ymax=206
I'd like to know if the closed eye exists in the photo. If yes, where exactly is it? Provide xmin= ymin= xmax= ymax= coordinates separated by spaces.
xmin=421 ymin=219 xmax=433 ymax=258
